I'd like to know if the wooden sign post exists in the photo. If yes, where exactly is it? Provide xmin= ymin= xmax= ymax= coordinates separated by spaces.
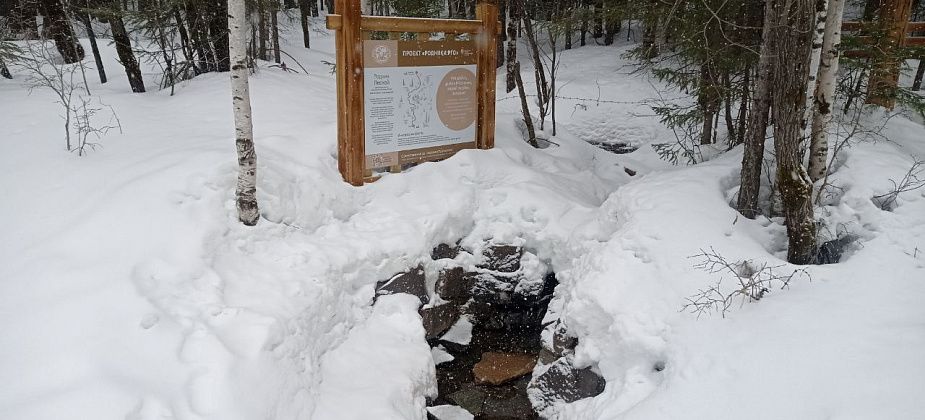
xmin=328 ymin=0 xmax=499 ymax=186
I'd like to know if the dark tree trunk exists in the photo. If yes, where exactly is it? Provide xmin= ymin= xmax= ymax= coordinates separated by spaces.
xmin=185 ymin=0 xmax=215 ymax=71
xmin=174 ymin=8 xmax=195 ymax=66
xmin=514 ymin=62 xmax=538 ymax=148
xmin=505 ymin=0 xmax=518 ymax=93
xmin=593 ymin=0 xmax=603 ymax=38
xmin=299 ymin=0 xmax=310 ymax=48
xmin=770 ymin=0 xmax=817 ymax=264
xmin=80 ymin=12 xmax=107 ymax=83
xmin=1 ymin=58 xmax=11 ymax=79
xmin=698 ymin=64 xmax=721 ymax=145
xmin=40 ymin=0 xmax=85 ymax=63
xmin=208 ymin=0 xmax=230 ymax=71
xmin=737 ymin=0 xmax=774 ymax=220
xmin=913 ymin=59 xmax=924 ymax=90
xmin=257 ymin=0 xmax=268 ymax=60
xmin=109 ymin=10 xmax=145 ymax=92
xmin=580 ymin=0 xmax=588 ymax=46
xmin=271 ymin=0 xmax=280 ymax=63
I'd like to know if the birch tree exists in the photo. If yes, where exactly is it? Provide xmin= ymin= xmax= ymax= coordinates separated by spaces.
xmin=807 ymin=0 xmax=845 ymax=183
xmin=229 ymin=0 xmax=259 ymax=225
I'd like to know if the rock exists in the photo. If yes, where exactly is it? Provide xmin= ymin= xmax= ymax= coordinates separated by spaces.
xmin=471 ymin=271 xmax=519 ymax=305
xmin=421 ymin=303 xmax=461 ymax=340
xmin=528 ymin=357 xmax=605 ymax=410
xmin=481 ymin=377 xmax=536 ymax=419
xmin=427 ymin=405 xmax=474 ymax=420
xmin=375 ymin=265 xmax=428 ymax=305
xmin=432 ymin=243 xmax=462 ymax=260
xmin=447 ymin=384 xmax=487 ymax=416
xmin=436 ymin=267 xmax=475 ymax=302
xmin=551 ymin=323 xmax=578 ymax=356
xmin=479 ymin=245 xmax=523 ymax=273
xmin=473 ymin=352 xmax=538 ymax=386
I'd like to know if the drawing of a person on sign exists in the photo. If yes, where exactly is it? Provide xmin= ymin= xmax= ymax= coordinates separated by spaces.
xmin=400 ymin=71 xmax=433 ymax=129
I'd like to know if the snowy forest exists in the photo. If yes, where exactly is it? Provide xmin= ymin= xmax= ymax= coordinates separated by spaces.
xmin=1 ymin=0 xmax=924 ymax=418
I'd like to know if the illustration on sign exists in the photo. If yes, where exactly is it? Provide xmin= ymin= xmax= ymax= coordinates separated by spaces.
xmin=363 ymin=40 xmax=478 ymax=169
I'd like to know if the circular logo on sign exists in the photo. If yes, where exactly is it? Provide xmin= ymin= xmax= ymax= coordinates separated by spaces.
xmin=373 ymin=45 xmax=392 ymax=64
xmin=436 ymin=68 xmax=477 ymax=131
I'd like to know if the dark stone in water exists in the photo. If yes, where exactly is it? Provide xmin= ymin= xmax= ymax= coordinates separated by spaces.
xmin=422 ymin=303 xmax=461 ymax=340
xmin=433 ymin=243 xmax=462 ymax=260
xmin=529 ymin=357 xmax=606 ymax=410
xmin=437 ymin=267 xmax=476 ymax=302
xmin=814 ymin=234 xmax=858 ymax=265
xmin=448 ymin=383 xmax=487 ymax=415
xmin=375 ymin=264 xmax=428 ymax=305
xmin=588 ymin=141 xmax=638 ymax=154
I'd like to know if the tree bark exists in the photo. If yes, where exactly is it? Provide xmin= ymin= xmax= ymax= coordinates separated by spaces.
xmin=0 ymin=58 xmax=11 ymax=79
xmin=109 ymin=7 xmax=145 ymax=92
xmin=208 ymin=0 xmax=230 ymax=71
xmin=271 ymin=0 xmax=280 ymax=63
xmin=514 ymin=62 xmax=538 ymax=148
xmin=80 ymin=12 xmax=106 ymax=83
xmin=808 ymin=0 xmax=845 ymax=183
xmin=505 ymin=0 xmax=518 ymax=93
xmin=40 ymin=0 xmax=84 ymax=63
xmin=737 ymin=0 xmax=774 ymax=219
xmin=914 ymin=59 xmax=924 ymax=90
xmin=229 ymin=0 xmax=259 ymax=225
xmin=299 ymin=0 xmax=311 ymax=48
xmin=770 ymin=0 xmax=817 ymax=264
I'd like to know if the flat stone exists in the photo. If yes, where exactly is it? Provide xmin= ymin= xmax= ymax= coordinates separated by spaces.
xmin=447 ymin=384 xmax=487 ymax=416
xmin=375 ymin=264 xmax=428 ymax=305
xmin=482 ymin=385 xmax=536 ymax=419
xmin=528 ymin=357 xmax=605 ymax=410
xmin=473 ymin=352 xmax=537 ymax=386
xmin=421 ymin=303 xmax=461 ymax=340
xmin=479 ymin=245 xmax=523 ymax=273
xmin=436 ymin=267 xmax=475 ymax=302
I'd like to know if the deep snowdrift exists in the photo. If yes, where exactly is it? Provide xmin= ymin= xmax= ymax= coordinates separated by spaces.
xmin=2 ymin=17 xmax=924 ymax=420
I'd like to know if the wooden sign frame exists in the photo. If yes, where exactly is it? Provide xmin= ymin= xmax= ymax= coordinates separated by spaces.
xmin=327 ymin=0 xmax=499 ymax=186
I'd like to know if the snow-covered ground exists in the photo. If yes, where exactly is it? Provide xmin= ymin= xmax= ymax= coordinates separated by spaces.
xmin=2 ymin=17 xmax=924 ymax=420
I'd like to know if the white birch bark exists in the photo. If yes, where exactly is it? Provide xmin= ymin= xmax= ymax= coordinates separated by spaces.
xmin=804 ymin=0 xmax=828 ymax=135
xmin=229 ymin=0 xmax=260 ymax=225
xmin=808 ymin=0 xmax=845 ymax=183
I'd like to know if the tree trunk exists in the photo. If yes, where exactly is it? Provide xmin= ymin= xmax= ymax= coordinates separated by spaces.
xmin=40 ymin=0 xmax=84 ymax=63
xmin=914 ymin=59 xmax=924 ymax=90
xmin=770 ymin=0 xmax=817 ymax=264
xmin=737 ymin=0 xmax=774 ymax=219
xmin=299 ymin=0 xmax=311 ymax=48
xmin=209 ymin=0 xmax=230 ymax=71
xmin=109 ymin=9 xmax=145 ymax=92
xmin=229 ymin=0 xmax=259 ymax=226
xmin=0 ymin=58 xmax=11 ymax=79
xmin=257 ymin=0 xmax=268 ymax=60
xmin=174 ymin=8 xmax=195 ymax=67
xmin=808 ymin=0 xmax=845 ymax=183
xmin=80 ymin=12 xmax=107 ymax=83
xmin=505 ymin=0 xmax=518 ymax=93
xmin=514 ymin=62 xmax=538 ymax=148
xmin=271 ymin=0 xmax=280 ymax=63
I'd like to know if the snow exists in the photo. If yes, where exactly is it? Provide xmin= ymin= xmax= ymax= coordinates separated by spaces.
xmin=431 ymin=345 xmax=455 ymax=365
xmin=440 ymin=315 xmax=473 ymax=346
xmin=427 ymin=404 xmax=474 ymax=420
xmin=2 ymin=15 xmax=924 ymax=420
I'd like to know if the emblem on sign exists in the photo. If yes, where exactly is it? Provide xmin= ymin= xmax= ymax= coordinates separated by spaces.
xmin=373 ymin=44 xmax=392 ymax=64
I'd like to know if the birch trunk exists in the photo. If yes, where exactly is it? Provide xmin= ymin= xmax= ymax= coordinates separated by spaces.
xmin=505 ymin=0 xmax=517 ymax=93
xmin=807 ymin=0 xmax=845 ymax=183
xmin=229 ymin=0 xmax=259 ymax=226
